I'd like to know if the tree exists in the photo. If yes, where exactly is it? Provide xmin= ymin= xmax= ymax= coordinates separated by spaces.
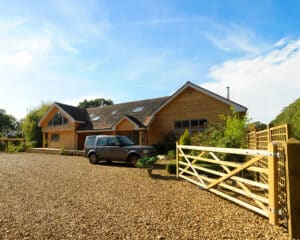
xmin=247 ymin=121 xmax=268 ymax=132
xmin=22 ymin=102 xmax=51 ymax=147
xmin=0 ymin=109 xmax=19 ymax=136
xmin=78 ymin=98 xmax=113 ymax=109
xmin=271 ymin=98 xmax=300 ymax=139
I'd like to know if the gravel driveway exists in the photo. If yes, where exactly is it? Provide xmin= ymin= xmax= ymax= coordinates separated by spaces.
xmin=0 ymin=153 xmax=289 ymax=240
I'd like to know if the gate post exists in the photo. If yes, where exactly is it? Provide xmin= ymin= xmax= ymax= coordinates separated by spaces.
xmin=284 ymin=138 xmax=300 ymax=239
xmin=176 ymin=141 xmax=179 ymax=179
xmin=268 ymin=142 xmax=279 ymax=225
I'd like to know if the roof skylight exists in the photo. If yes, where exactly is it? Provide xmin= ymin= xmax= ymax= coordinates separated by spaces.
xmin=111 ymin=110 xmax=117 ymax=115
xmin=132 ymin=106 xmax=144 ymax=113
xmin=90 ymin=115 xmax=100 ymax=121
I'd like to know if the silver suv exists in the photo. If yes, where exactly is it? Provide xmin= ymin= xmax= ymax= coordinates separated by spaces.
xmin=84 ymin=135 xmax=156 ymax=166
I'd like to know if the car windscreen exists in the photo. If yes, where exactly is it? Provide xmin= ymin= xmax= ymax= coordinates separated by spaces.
xmin=117 ymin=136 xmax=134 ymax=146
xmin=85 ymin=136 xmax=96 ymax=146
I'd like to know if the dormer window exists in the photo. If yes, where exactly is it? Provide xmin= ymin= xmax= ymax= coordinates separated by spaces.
xmin=132 ymin=106 xmax=144 ymax=113
xmin=48 ymin=112 xmax=68 ymax=126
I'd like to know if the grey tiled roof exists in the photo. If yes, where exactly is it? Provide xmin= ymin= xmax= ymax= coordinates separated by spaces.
xmin=55 ymin=102 xmax=89 ymax=123
xmin=77 ymin=96 xmax=169 ymax=131
xmin=54 ymin=81 xmax=248 ymax=132
xmin=55 ymin=97 xmax=169 ymax=131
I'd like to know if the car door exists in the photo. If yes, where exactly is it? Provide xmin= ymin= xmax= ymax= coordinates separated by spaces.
xmin=95 ymin=137 xmax=110 ymax=160
xmin=107 ymin=136 xmax=125 ymax=161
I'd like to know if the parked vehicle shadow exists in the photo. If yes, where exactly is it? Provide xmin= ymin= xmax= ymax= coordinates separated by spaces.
xmin=95 ymin=161 xmax=132 ymax=168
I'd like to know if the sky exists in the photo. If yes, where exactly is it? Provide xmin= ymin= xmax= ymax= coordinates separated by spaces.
xmin=1 ymin=0 xmax=300 ymax=123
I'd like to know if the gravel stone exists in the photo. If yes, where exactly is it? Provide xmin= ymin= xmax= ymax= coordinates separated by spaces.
xmin=0 ymin=153 xmax=289 ymax=240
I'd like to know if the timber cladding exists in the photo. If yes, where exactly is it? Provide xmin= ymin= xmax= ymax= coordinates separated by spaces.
xmin=115 ymin=118 xmax=135 ymax=131
xmin=149 ymin=86 xmax=232 ymax=144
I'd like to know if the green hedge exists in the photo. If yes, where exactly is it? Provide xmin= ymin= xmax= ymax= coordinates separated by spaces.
xmin=166 ymin=160 xmax=177 ymax=174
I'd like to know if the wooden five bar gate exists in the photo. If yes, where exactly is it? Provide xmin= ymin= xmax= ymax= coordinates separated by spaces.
xmin=176 ymin=124 xmax=300 ymax=239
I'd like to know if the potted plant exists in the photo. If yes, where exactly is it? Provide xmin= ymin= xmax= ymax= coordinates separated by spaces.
xmin=136 ymin=156 xmax=158 ymax=176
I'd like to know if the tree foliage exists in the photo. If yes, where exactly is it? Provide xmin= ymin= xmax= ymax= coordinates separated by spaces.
xmin=22 ymin=102 xmax=51 ymax=147
xmin=271 ymin=98 xmax=300 ymax=139
xmin=247 ymin=121 xmax=268 ymax=132
xmin=78 ymin=98 xmax=113 ymax=109
xmin=0 ymin=109 xmax=19 ymax=136
xmin=179 ymin=129 xmax=191 ymax=145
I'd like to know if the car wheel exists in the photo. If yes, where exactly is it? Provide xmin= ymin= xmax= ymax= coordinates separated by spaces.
xmin=89 ymin=153 xmax=98 ymax=164
xmin=128 ymin=154 xmax=140 ymax=167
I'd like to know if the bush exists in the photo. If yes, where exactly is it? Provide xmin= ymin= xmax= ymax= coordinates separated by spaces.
xmin=179 ymin=129 xmax=191 ymax=145
xmin=7 ymin=142 xmax=25 ymax=153
xmin=167 ymin=150 xmax=175 ymax=159
xmin=166 ymin=160 xmax=177 ymax=174
xmin=136 ymin=156 xmax=158 ymax=168
xmin=192 ymin=110 xmax=248 ymax=149
xmin=29 ymin=141 xmax=39 ymax=148
xmin=153 ymin=132 xmax=178 ymax=154
xmin=60 ymin=146 xmax=65 ymax=155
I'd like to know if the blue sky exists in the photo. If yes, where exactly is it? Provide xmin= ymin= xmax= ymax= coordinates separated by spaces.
xmin=1 ymin=0 xmax=300 ymax=123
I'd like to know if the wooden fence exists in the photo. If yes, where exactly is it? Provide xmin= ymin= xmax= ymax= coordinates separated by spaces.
xmin=176 ymin=143 xmax=280 ymax=224
xmin=247 ymin=124 xmax=290 ymax=227
xmin=0 ymin=138 xmax=25 ymax=153
xmin=247 ymin=124 xmax=290 ymax=150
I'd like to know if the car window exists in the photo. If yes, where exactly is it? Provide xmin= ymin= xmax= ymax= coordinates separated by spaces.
xmin=85 ymin=136 xmax=96 ymax=146
xmin=97 ymin=137 xmax=107 ymax=146
xmin=107 ymin=137 xmax=119 ymax=146
xmin=117 ymin=136 xmax=134 ymax=146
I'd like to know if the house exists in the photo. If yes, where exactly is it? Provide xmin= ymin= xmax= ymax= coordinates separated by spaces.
xmin=38 ymin=82 xmax=247 ymax=150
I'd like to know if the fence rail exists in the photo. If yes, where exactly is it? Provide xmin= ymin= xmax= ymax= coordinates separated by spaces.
xmin=0 ymin=138 xmax=25 ymax=153
xmin=247 ymin=124 xmax=290 ymax=227
xmin=176 ymin=143 xmax=279 ymax=224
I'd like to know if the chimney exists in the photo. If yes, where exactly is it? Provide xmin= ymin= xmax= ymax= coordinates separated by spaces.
xmin=226 ymin=87 xmax=230 ymax=100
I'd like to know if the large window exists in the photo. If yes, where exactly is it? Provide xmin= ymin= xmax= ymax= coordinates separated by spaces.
xmin=51 ymin=134 xmax=60 ymax=142
xmin=174 ymin=119 xmax=207 ymax=134
xmin=48 ymin=112 xmax=68 ymax=127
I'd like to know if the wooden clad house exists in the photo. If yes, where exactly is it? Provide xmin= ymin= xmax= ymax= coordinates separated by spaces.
xmin=38 ymin=82 xmax=247 ymax=150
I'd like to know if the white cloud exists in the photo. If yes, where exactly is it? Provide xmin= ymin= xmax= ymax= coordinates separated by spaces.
xmin=2 ymin=51 xmax=33 ymax=66
xmin=59 ymin=37 xmax=79 ymax=54
xmin=201 ymin=38 xmax=300 ymax=123
xmin=0 ymin=18 xmax=29 ymax=31
xmin=203 ymin=23 xmax=265 ymax=55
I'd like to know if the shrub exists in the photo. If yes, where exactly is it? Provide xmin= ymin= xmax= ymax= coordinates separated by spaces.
xmin=136 ymin=156 xmax=158 ymax=168
xmin=179 ymin=129 xmax=191 ymax=145
xmin=166 ymin=160 xmax=177 ymax=174
xmin=29 ymin=141 xmax=39 ymax=148
xmin=60 ymin=146 xmax=65 ymax=155
xmin=192 ymin=110 xmax=248 ymax=149
xmin=167 ymin=150 xmax=175 ymax=160
xmin=153 ymin=131 xmax=178 ymax=154
xmin=7 ymin=142 xmax=25 ymax=153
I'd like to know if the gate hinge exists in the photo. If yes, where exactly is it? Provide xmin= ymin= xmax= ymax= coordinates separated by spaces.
xmin=269 ymin=208 xmax=279 ymax=214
